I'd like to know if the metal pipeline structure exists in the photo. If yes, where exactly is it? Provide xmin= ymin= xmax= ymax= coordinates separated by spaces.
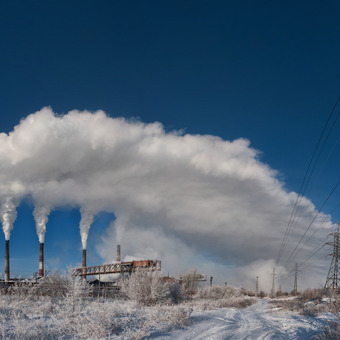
xmin=73 ymin=259 xmax=161 ymax=278
xmin=73 ymin=243 xmax=161 ymax=278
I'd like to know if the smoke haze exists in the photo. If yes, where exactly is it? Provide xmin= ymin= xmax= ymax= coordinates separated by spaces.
xmin=0 ymin=107 xmax=333 ymax=290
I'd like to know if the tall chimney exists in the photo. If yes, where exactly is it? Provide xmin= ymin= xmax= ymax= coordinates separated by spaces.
xmin=117 ymin=244 xmax=121 ymax=262
xmin=82 ymin=249 xmax=86 ymax=268
xmin=39 ymin=242 xmax=44 ymax=277
xmin=5 ymin=240 xmax=9 ymax=282
xmin=82 ymin=249 xmax=87 ymax=280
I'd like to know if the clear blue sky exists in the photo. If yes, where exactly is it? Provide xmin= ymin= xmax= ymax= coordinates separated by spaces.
xmin=0 ymin=1 xmax=340 ymax=279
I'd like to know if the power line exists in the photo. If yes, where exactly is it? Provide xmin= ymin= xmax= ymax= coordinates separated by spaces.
xmin=299 ymin=251 xmax=329 ymax=273
xmin=293 ymin=201 xmax=340 ymax=267
xmin=275 ymin=96 xmax=340 ymax=269
xmin=299 ymin=243 xmax=326 ymax=268
xmin=278 ymin=181 xmax=340 ymax=276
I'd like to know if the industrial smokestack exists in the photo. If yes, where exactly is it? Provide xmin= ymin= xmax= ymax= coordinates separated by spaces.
xmin=82 ymin=249 xmax=87 ymax=280
xmin=82 ymin=249 xmax=86 ymax=268
xmin=39 ymin=242 xmax=44 ymax=277
xmin=117 ymin=244 xmax=121 ymax=262
xmin=5 ymin=240 xmax=9 ymax=282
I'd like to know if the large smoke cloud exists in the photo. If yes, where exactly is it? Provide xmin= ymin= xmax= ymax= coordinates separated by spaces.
xmin=0 ymin=107 xmax=334 ymax=290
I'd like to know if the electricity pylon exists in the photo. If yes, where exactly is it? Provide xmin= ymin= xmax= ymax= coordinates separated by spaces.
xmin=292 ymin=263 xmax=300 ymax=294
xmin=271 ymin=268 xmax=276 ymax=297
xmin=325 ymin=222 xmax=340 ymax=290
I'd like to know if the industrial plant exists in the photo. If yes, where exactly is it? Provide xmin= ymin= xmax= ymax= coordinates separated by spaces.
xmin=0 ymin=210 xmax=162 ymax=286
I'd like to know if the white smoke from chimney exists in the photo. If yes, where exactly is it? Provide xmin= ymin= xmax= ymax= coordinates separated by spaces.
xmin=33 ymin=205 xmax=50 ymax=243
xmin=0 ymin=197 xmax=18 ymax=241
xmin=79 ymin=208 xmax=95 ymax=250
xmin=114 ymin=215 xmax=130 ymax=244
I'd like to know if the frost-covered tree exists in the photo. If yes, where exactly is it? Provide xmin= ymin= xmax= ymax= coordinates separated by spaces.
xmin=63 ymin=271 xmax=92 ymax=316
xmin=121 ymin=271 xmax=182 ymax=305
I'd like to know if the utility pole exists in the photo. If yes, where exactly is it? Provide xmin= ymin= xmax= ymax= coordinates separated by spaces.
xmin=271 ymin=268 xmax=276 ymax=298
xmin=325 ymin=222 xmax=340 ymax=290
xmin=255 ymin=276 xmax=259 ymax=296
xmin=293 ymin=263 xmax=299 ymax=294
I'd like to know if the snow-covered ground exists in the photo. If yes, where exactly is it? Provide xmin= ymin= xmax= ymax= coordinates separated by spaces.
xmin=149 ymin=300 xmax=334 ymax=340
xmin=1 ymin=276 xmax=337 ymax=339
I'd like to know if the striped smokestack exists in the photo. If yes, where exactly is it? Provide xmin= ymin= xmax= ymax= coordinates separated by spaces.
xmin=39 ymin=242 xmax=44 ymax=277
xmin=5 ymin=240 xmax=9 ymax=282
xmin=82 ymin=249 xmax=87 ymax=280
xmin=82 ymin=249 xmax=86 ymax=268
xmin=117 ymin=244 xmax=121 ymax=262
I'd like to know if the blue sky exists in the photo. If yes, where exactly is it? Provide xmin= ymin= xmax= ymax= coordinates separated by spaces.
xmin=0 ymin=1 xmax=339 ymax=288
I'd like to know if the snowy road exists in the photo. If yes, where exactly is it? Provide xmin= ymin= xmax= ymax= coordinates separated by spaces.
xmin=151 ymin=300 xmax=332 ymax=339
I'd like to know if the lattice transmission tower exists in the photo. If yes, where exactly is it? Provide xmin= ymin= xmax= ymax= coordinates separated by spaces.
xmin=325 ymin=221 xmax=340 ymax=290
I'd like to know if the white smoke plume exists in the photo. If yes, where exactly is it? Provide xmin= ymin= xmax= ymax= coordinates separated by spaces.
xmin=0 ymin=197 xmax=18 ymax=241
xmin=0 ymin=107 xmax=335 ymax=289
xmin=33 ymin=205 xmax=50 ymax=243
xmin=114 ymin=215 xmax=130 ymax=244
xmin=79 ymin=208 xmax=95 ymax=250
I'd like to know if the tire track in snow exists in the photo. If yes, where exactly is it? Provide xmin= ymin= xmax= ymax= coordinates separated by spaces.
xmin=153 ymin=299 xmax=329 ymax=339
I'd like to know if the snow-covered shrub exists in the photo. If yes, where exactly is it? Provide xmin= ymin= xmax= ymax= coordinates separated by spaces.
xmin=121 ymin=304 xmax=192 ymax=339
xmin=60 ymin=300 xmax=120 ymax=339
xmin=195 ymin=285 xmax=246 ymax=300
xmin=315 ymin=322 xmax=340 ymax=339
xmin=276 ymin=290 xmax=289 ymax=297
xmin=63 ymin=272 xmax=92 ymax=316
xmin=301 ymin=288 xmax=326 ymax=301
xmin=315 ymin=295 xmax=340 ymax=340
xmin=169 ymin=279 xmax=185 ymax=304
xmin=121 ymin=271 xmax=183 ymax=305
xmin=302 ymin=301 xmax=329 ymax=317
xmin=245 ymin=289 xmax=256 ymax=297
xmin=34 ymin=270 xmax=69 ymax=297
xmin=258 ymin=290 xmax=267 ymax=298
xmin=269 ymin=298 xmax=304 ymax=312
xmin=192 ymin=285 xmax=257 ymax=310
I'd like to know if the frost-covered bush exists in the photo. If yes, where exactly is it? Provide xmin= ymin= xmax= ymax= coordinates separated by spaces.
xmin=258 ymin=290 xmax=267 ymax=298
xmin=63 ymin=272 xmax=93 ymax=316
xmin=269 ymin=297 xmax=304 ymax=312
xmin=191 ymin=285 xmax=257 ymax=311
xmin=0 ymin=271 xmax=193 ymax=339
xmin=301 ymin=288 xmax=327 ymax=302
xmin=195 ymin=285 xmax=247 ymax=300
xmin=315 ymin=322 xmax=340 ymax=339
xmin=276 ymin=290 xmax=289 ymax=297
xmin=121 ymin=271 xmax=183 ymax=305
xmin=121 ymin=305 xmax=192 ymax=339
xmin=32 ymin=270 xmax=69 ymax=297
xmin=270 ymin=291 xmax=330 ymax=317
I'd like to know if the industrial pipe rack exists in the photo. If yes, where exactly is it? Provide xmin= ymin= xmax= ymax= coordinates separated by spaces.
xmin=73 ymin=260 xmax=161 ymax=277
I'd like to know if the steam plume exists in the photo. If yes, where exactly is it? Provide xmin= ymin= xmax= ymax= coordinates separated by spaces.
xmin=0 ymin=107 xmax=334 ymax=288
xmin=79 ymin=208 xmax=94 ymax=250
xmin=33 ymin=205 xmax=50 ymax=243
xmin=0 ymin=197 xmax=18 ymax=240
